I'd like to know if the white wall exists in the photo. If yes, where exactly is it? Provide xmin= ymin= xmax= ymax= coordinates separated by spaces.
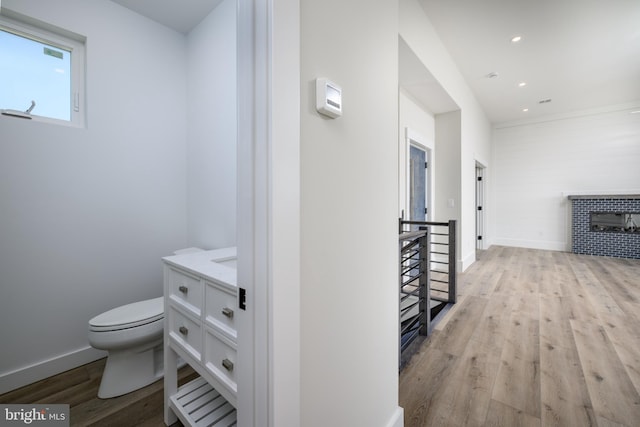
xmin=299 ymin=0 xmax=403 ymax=425
xmin=0 ymin=0 xmax=188 ymax=393
xmin=398 ymin=91 xmax=435 ymax=219
xmin=461 ymin=105 xmax=492 ymax=262
xmin=434 ymin=110 xmax=462 ymax=225
xmin=186 ymin=0 xmax=236 ymax=250
xmin=400 ymin=0 xmax=492 ymax=270
xmin=493 ymin=105 xmax=640 ymax=251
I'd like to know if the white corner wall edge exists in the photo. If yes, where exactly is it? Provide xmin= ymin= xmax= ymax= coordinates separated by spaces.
xmin=386 ymin=407 xmax=404 ymax=427
xmin=0 ymin=346 xmax=106 ymax=394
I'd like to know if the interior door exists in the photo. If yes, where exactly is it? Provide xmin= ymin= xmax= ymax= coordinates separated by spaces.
xmin=409 ymin=144 xmax=428 ymax=224
xmin=476 ymin=165 xmax=484 ymax=250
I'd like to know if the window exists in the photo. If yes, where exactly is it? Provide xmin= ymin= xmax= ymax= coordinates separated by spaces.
xmin=0 ymin=11 xmax=85 ymax=126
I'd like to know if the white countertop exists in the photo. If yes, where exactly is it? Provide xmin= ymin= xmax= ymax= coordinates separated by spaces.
xmin=163 ymin=247 xmax=237 ymax=288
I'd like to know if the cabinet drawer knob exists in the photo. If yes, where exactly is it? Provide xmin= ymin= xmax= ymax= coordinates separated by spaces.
xmin=179 ymin=326 xmax=189 ymax=336
xmin=178 ymin=285 xmax=188 ymax=294
xmin=222 ymin=307 xmax=234 ymax=319
xmin=222 ymin=358 xmax=234 ymax=372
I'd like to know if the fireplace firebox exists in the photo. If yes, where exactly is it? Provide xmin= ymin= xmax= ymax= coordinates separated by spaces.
xmin=591 ymin=212 xmax=640 ymax=233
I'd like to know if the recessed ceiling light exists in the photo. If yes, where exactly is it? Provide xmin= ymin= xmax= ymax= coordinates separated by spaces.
xmin=522 ymin=108 xmax=529 ymax=112
xmin=630 ymin=110 xmax=640 ymax=114
xmin=511 ymin=35 xmax=522 ymax=43
xmin=518 ymin=82 xmax=527 ymax=87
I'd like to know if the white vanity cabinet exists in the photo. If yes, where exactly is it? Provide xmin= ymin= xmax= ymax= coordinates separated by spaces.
xmin=163 ymin=248 xmax=238 ymax=427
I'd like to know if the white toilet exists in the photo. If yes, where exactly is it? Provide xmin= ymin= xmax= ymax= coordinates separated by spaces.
xmin=88 ymin=297 xmax=164 ymax=398
xmin=88 ymin=248 xmax=202 ymax=398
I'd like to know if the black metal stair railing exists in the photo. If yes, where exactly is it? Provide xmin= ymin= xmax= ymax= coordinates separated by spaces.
xmin=400 ymin=219 xmax=457 ymax=305
xmin=398 ymin=229 xmax=430 ymax=354
xmin=398 ymin=219 xmax=457 ymax=364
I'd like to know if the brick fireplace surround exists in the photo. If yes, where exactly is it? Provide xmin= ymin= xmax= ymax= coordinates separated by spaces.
xmin=568 ymin=195 xmax=640 ymax=259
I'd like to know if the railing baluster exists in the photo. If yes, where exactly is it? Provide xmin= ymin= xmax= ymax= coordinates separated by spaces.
xmin=418 ymin=232 xmax=429 ymax=336
xmin=447 ymin=219 xmax=456 ymax=304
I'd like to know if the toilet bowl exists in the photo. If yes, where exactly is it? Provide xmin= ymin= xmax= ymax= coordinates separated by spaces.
xmin=88 ymin=248 xmax=202 ymax=398
xmin=88 ymin=297 xmax=164 ymax=398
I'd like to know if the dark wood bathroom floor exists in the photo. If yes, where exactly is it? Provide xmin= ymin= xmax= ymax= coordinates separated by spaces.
xmin=0 ymin=358 xmax=198 ymax=426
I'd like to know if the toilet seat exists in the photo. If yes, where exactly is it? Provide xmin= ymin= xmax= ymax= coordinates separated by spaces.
xmin=89 ymin=297 xmax=163 ymax=332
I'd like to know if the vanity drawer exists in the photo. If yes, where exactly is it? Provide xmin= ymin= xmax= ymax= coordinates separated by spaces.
xmin=204 ymin=329 xmax=237 ymax=394
xmin=168 ymin=306 xmax=202 ymax=361
xmin=205 ymin=282 xmax=237 ymax=340
xmin=168 ymin=267 xmax=202 ymax=315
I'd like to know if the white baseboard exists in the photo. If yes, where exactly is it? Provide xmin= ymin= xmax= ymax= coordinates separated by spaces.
xmin=386 ymin=406 xmax=404 ymax=427
xmin=484 ymin=238 xmax=495 ymax=249
xmin=492 ymin=238 xmax=568 ymax=252
xmin=0 ymin=346 xmax=106 ymax=395
xmin=460 ymin=251 xmax=476 ymax=272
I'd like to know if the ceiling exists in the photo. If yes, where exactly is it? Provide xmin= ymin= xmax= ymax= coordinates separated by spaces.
xmin=110 ymin=0 xmax=640 ymax=124
xmin=399 ymin=37 xmax=460 ymax=115
xmin=417 ymin=0 xmax=640 ymax=124
xmin=110 ymin=0 xmax=223 ymax=34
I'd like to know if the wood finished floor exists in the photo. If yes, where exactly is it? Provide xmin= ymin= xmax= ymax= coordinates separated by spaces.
xmin=400 ymin=246 xmax=640 ymax=427
xmin=0 ymin=358 xmax=198 ymax=426
xmin=3 ymin=246 xmax=639 ymax=426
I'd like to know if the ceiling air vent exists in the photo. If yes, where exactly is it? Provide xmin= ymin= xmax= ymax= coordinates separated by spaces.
xmin=538 ymin=98 xmax=552 ymax=104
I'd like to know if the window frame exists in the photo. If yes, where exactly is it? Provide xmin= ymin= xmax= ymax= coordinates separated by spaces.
xmin=0 ymin=11 xmax=86 ymax=128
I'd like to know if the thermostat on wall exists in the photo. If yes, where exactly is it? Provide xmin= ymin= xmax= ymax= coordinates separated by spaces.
xmin=316 ymin=78 xmax=342 ymax=118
